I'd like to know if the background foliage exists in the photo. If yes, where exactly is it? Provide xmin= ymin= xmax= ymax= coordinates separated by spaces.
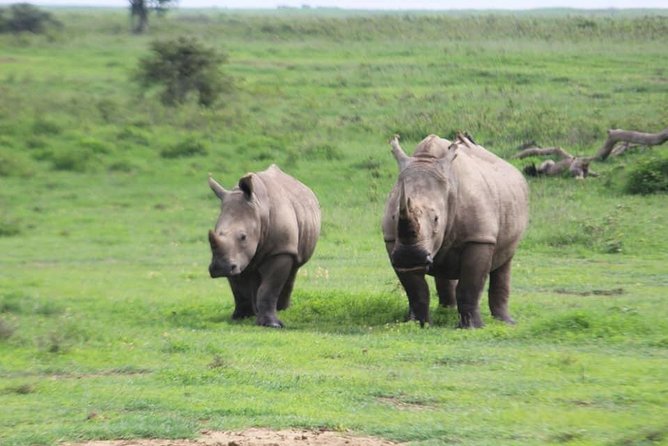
xmin=0 ymin=7 xmax=667 ymax=446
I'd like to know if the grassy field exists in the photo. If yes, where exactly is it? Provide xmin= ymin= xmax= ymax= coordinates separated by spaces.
xmin=1 ymin=8 xmax=667 ymax=446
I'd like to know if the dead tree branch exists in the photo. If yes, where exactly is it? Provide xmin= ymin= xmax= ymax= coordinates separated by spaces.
xmin=514 ymin=146 xmax=575 ymax=160
xmin=595 ymin=127 xmax=668 ymax=161
xmin=513 ymin=146 xmax=596 ymax=179
xmin=515 ymin=126 xmax=666 ymax=180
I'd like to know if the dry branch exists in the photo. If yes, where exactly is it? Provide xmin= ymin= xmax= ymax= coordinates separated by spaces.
xmin=514 ymin=146 xmax=595 ymax=179
xmin=516 ymin=126 xmax=666 ymax=180
xmin=513 ymin=146 xmax=575 ymax=160
xmin=595 ymin=127 xmax=668 ymax=161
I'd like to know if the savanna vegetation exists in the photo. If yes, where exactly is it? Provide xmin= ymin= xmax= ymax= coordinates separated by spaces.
xmin=0 ymin=7 xmax=667 ymax=445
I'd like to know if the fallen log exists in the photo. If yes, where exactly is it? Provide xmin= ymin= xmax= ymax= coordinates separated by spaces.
xmin=595 ymin=127 xmax=668 ymax=161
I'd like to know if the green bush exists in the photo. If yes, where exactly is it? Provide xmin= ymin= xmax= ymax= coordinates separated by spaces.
xmin=0 ymin=3 xmax=61 ymax=34
xmin=134 ymin=36 xmax=230 ymax=107
xmin=625 ymin=156 xmax=668 ymax=195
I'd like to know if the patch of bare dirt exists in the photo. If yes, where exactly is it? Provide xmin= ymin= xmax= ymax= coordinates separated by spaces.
xmin=67 ymin=429 xmax=401 ymax=446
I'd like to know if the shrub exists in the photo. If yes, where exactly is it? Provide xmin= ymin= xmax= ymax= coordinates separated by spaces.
xmin=134 ymin=36 xmax=230 ymax=107
xmin=625 ymin=156 xmax=668 ymax=195
xmin=0 ymin=3 xmax=61 ymax=34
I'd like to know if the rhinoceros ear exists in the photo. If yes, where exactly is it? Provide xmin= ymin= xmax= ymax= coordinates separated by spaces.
xmin=441 ymin=141 xmax=459 ymax=167
xmin=389 ymin=134 xmax=410 ymax=172
xmin=238 ymin=173 xmax=254 ymax=199
xmin=208 ymin=176 xmax=228 ymax=201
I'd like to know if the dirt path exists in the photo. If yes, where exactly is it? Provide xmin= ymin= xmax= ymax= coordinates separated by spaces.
xmin=68 ymin=428 xmax=400 ymax=446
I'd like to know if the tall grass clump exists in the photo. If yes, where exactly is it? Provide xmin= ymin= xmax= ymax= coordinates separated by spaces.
xmin=160 ymin=137 xmax=208 ymax=158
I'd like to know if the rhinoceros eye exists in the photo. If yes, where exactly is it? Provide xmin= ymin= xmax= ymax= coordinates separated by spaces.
xmin=239 ymin=233 xmax=247 ymax=242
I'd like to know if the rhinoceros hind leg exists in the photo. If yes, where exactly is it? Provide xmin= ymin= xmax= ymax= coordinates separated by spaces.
xmin=276 ymin=267 xmax=297 ymax=311
xmin=256 ymin=255 xmax=294 ymax=328
xmin=456 ymin=243 xmax=494 ymax=329
xmin=436 ymin=276 xmax=457 ymax=308
xmin=488 ymin=257 xmax=516 ymax=324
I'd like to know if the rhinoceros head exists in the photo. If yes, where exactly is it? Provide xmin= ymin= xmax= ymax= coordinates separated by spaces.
xmin=388 ymin=137 xmax=457 ymax=272
xmin=390 ymin=181 xmax=445 ymax=272
xmin=208 ymin=174 xmax=262 ymax=278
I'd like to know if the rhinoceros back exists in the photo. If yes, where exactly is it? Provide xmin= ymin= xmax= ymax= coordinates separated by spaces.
xmin=449 ymin=141 xmax=529 ymax=269
xmin=257 ymin=165 xmax=321 ymax=266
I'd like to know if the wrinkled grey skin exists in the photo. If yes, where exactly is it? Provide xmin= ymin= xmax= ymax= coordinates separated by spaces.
xmin=208 ymin=164 xmax=320 ymax=328
xmin=382 ymin=134 xmax=529 ymax=328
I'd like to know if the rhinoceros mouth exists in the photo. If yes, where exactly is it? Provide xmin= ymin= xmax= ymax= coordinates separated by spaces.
xmin=394 ymin=265 xmax=431 ymax=273
xmin=391 ymin=244 xmax=433 ymax=273
xmin=209 ymin=262 xmax=242 ymax=278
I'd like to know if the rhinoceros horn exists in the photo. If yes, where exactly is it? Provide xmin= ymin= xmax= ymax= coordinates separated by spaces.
xmin=208 ymin=175 xmax=228 ymax=200
xmin=397 ymin=183 xmax=419 ymax=242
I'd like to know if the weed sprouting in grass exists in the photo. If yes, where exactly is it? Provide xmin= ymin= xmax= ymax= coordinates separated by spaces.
xmin=0 ymin=216 xmax=21 ymax=236
xmin=0 ymin=317 xmax=16 ymax=340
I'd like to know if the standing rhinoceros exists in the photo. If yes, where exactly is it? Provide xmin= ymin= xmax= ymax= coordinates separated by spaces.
xmin=382 ymin=133 xmax=529 ymax=328
xmin=208 ymin=164 xmax=320 ymax=328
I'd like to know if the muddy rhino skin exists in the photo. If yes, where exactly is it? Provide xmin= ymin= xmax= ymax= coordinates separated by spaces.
xmin=382 ymin=134 xmax=529 ymax=328
xmin=208 ymin=164 xmax=320 ymax=328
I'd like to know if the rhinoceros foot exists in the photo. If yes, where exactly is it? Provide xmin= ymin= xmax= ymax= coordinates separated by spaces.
xmin=457 ymin=311 xmax=484 ymax=329
xmin=256 ymin=315 xmax=284 ymax=329
xmin=232 ymin=307 xmax=254 ymax=320
xmin=492 ymin=313 xmax=516 ymax=325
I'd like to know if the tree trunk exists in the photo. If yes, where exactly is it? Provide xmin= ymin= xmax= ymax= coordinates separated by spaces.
xmin=595 ymin=128 xmax=668 ymax=161
xmin=130 ymin=0 xmax=148 ymax=34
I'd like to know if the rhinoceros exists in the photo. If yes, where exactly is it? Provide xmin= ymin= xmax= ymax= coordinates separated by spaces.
xmin=382 ymin=133 xmax=529 ymax=328
xmin=208 ymin=164 xmax=320 ymax=328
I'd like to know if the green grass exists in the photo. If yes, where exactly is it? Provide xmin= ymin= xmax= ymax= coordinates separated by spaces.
xmin=1 ymin=8 xmax=667 ymax=446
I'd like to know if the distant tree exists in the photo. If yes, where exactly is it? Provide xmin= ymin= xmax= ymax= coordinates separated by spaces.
xmin=134 ymin=36 xmax=230 ymax=107
xmin=0 ymin=3 xmax=61 ymax=34
xmin=129 ymin=0 xmax=176 ymax=34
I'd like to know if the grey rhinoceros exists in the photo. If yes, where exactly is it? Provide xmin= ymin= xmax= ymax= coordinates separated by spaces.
xmin=208 ymin=164 xmax=321 ymax=328
xmin=382 ymin=133 xmax=529 ymax=328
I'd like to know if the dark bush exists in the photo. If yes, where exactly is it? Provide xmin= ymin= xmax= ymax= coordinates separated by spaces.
xmin=134 ymin=36 xmax=230 ymax=107
xmin=625 ymin=156 xmax=668 ymax=195
xmin=0 ymin=3 xmax=61 ymax=34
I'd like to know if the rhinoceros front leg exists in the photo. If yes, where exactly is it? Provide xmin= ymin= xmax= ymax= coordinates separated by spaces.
xmin=228 ymin=273 xmax=259 ymax=320
xmin=488 ymin=257 xmax=516 ymax=324
xmin=396 ymin=271 xmax=431 ymax=327
xmin=255 ymin=254 xmax=295 ymax=328
xmin=456 ymin=243 xmax=494 ymax=329
xmin=435 ymin=275 xmax=457 ymax=308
